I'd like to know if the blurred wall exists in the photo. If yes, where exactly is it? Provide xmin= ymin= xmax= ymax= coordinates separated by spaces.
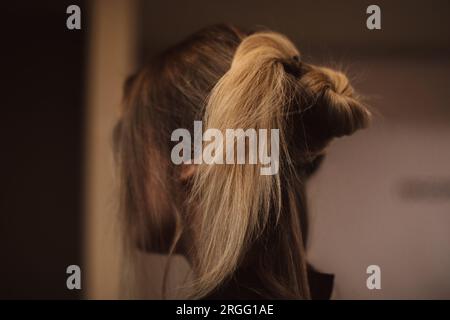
xmin=140 ymin=0 xmax=450 ymax=58
xmin=83 ymin=0 xmax=138 ymax=299
xmin=307 ymin=58 xmax=450 ymax=299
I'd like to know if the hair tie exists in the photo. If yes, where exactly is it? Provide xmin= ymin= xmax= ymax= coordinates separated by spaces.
xmin=281 ymin=55 xmax=303 ymax=78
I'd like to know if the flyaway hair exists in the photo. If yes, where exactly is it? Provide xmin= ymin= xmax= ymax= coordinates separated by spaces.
xmin=114 ymin=25 xmax=371 ymax=299
xmin=188 ymin=32 xmax=370 ymax=299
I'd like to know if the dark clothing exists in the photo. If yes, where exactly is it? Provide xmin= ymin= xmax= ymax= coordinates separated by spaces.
xmin=204 ymin=264 xmax=334 ymax=300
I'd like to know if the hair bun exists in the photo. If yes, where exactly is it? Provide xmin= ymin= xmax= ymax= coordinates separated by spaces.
xmin=299 ymin=66 xmax=371 ymax=139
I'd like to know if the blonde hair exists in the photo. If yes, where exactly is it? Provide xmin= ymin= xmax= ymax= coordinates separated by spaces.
xmin=114 ymin=25 xmax=370 ymax=299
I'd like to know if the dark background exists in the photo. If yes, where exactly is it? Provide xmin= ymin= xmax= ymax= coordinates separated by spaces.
xmin=1 ymin=1 xmax=86 ymax=299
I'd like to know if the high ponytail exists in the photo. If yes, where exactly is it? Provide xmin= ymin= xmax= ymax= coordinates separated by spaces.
xmin=189 ymin=32 xmax=310 ymax=299
xmin=188 ymin=31 xmax=370 ymax=299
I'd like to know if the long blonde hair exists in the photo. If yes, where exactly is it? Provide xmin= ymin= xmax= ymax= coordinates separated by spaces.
xmin=114 ymin=25 xmax=370 ymax=299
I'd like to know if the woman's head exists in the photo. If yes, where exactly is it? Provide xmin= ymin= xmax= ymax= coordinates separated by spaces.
xmin=114 ymin=24 xmax=370 ymax=299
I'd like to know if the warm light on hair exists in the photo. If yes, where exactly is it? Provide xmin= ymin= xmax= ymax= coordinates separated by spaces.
xmin=113 ymin=25 xmax=371 ymax=299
